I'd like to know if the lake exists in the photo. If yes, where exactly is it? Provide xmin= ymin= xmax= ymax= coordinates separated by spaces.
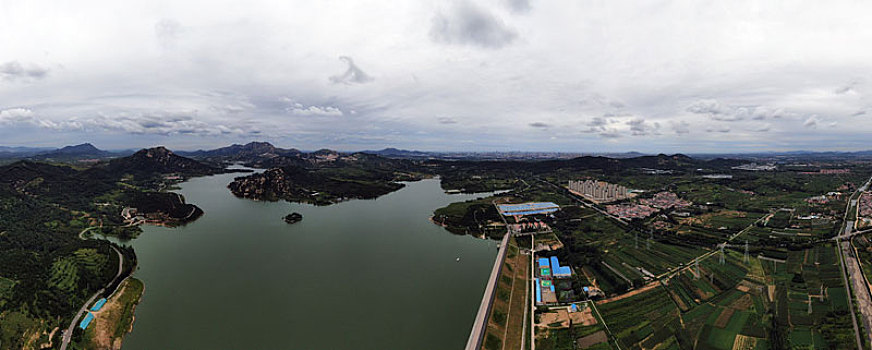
xmin=119 ymin=172 xmax=498 ymax=349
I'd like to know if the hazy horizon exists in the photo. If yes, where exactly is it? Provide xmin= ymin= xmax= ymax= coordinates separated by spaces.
xmin=5 ymin=140 xmax=872 ymax=156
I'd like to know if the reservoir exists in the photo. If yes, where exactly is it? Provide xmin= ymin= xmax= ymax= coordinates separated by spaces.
xmin=120 ymin=172 xmax=498 ymax=349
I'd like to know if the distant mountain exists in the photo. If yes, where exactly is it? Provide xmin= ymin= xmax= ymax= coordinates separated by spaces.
xmin=362 ymin=148 xmax=433 ymax=158
xmin=30 ymin=143 xmax=114 ymax=161
xmin=105 ymin=146 xmax=223 ymax=178
xmin=0 ymin=146 xmax=55 ymax=159
xmin=178 ymin=141 xmax=301 ymax=163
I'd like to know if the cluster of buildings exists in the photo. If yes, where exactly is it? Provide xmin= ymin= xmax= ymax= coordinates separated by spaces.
xmin=799 ymin=168 xmax=851 ymax=175
xmin=639 ymin=191 xmax=691 ymax=209
xmin=535 ymin=256 xmax=573 ymax=305
xmin=857 ymin=192 xmax=872 ymax=229
xmin=732 ymin=163 xmax=777 ymax=171
xmin=805 ymin=192 xmax=844 ymax=205
xmin=567 ymin=180 xmax=630 ymax=203
xmin=860 ymin=192 xmax=872 ymax=218
xmin=605 ymin=203 xmax=658 ymax=220
xmin=508 ymin=221 xmax=550 ymax=235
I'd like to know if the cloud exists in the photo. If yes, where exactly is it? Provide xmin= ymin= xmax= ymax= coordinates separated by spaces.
xmin=706 ymin=126 xmax=731 ymax=133
xmin=687 ymin=100 xmax=742 ymax=121
xmin=835 ymin=80 xmax=859 ymax=95
xmin=670 ymin=121 xmax=690 ymax=134
xmin=755 ymin=124 xmax=772 ymax=132
xmin=529 ymin=121 xmax=549 ymax=128
xmin=581 ymin=117 xmax=608 ymax=133
xmin=587 ymin=117 xmax=607 ymax=127
xmin=625 ymin=117 xmax=660 ymax=136
xmin=599 ymin=128 xmax=622 ymax=138
xmin=686 ymin=99 xmax=728 ymax=115
xmin=582 ymin=116 xmax=625 ymax=138
xmin=852 ymin=110 xmax=866 ymax=117
xmin=329 ymin=56 xmax=373 ymax=84
xmin=687 ymin=100 xmax=792 ymax=122
xmin=0 ymin=107 xmax=83 ymax=130
xmin=0 ymin=108 xmax=35 ymax=123
xmin=288 ymin=103 xmax=343 ymax=117
xmin=430 ymin=1 xmax=517 ymax=49
xmin=503 ymin=0 xmax=532 ymax=13
xmin=437 ymin=116 xmax=458 ymax=124
xmin=0 ymin=61 xmax=49 ymax=81
xmin=0 ymin=107 xmax=257 ymax=136
xmin=803 ymin=116 xmax=819 ymax=128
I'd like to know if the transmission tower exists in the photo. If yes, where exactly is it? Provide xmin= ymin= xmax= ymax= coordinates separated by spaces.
xmin=646 ymin=234 xmax=651 ymax=250
xmin=744 ymin=241 xmax=750 ymax=263
xmin=719 ymin=244 xmax=726 ymax=265
xmin=694 ymin=260 xmax=700 ymax=279
xmin=820 ymin=285 xmax=825 ymax=302
xmin=635 ymin=232 xmax=638 ymax=249
xmin=807 ymin=294 xmax=812 ymax=314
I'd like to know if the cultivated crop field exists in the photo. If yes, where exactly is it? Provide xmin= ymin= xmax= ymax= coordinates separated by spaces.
xmin=764 ymin=244 xmax=857 ymax=349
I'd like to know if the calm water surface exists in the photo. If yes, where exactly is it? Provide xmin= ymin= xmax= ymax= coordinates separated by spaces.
xmin=120 ymin=172 xmax=498 ymax=349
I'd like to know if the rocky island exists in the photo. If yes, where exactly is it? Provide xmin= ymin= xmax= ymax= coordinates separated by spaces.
xmin=283 ymin=212 xmax=303 ymax=224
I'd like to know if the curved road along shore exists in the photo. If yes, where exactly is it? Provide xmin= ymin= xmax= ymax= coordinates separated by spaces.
xmin=59 ymin=231 xmax=124 ymax=350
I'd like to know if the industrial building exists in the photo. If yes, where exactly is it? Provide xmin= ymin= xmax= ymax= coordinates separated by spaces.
xmin=496 ymin=202 xmax=560 ymax=216
xmin=535 ymin=256 xmax=572 ymax=305
xmin=567 ymin=180 xmax=629 ymax=203
xmin=549 ymin=256 xmax=572 ymax=277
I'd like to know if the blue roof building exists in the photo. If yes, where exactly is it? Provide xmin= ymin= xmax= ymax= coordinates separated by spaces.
xmin=90 ymin=298 xmax=107 ymax=312
xmin=550 ymin=256 xmax=572 ymax=277
xmin=538 ymin=258 xmax=550 ymax=268
xmin=497 ymin=202 xmax=560 ymax=216
xmin=79 ymin=313 xmax=95 ymax=330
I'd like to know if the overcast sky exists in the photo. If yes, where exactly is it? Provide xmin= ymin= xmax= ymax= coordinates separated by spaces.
xmin=1 ymin=0 xmax=871 ymax=152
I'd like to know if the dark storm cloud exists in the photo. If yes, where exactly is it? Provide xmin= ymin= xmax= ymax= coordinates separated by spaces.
xmin=430 ymin=1 xmax=517 ymax=49
xmin=329 ymin=56 xmax=373 ymax=84
xmin=0 ymin=61 xmax=49 ymax=81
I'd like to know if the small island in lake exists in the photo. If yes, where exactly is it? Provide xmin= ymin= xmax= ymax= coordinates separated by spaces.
xmin=283 ymin=212 xmax=303 ymax=224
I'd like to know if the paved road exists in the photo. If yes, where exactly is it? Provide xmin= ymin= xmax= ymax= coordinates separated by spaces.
xmin=836 ymin=177 xmax=872 ymax=349
xmin=59 ymin=233 xmax=124 ymax=350
xmin=465 ymin=233 xmax=511 ymax=350
xmin=840 ymin=238 xmax=872 ymax=346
